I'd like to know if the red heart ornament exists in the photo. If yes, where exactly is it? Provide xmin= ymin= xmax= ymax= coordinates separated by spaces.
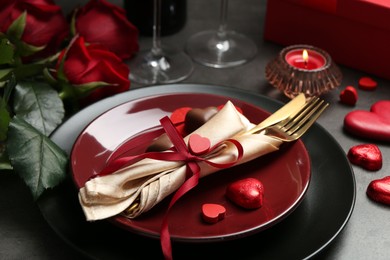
xmin=367 ymin=176 xmax=390 ymax=205
xmin=359 ymin=76 xmax=377 ymax=91
xmin=201 ymin=203 xmax=226 ymax=224
xmin=347 ymin=144 xmax=382 ymax=171
xmin=344 ymin=100 xmax=390 ymax=142
xmin=170 ymin=107 xmax=192 ymax=136
xmin=188 ymin=134 xmax=210 ymax=155
xmin=339 ymin=86 xmax=358 ymax=106
xmin=225 ymin=178 xmax=264 ymax=209
xmin=170 ymin=107 xmax=192 ymax=124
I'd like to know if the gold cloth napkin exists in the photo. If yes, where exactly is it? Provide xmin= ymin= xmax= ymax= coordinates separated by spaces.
xmin=78 ymin=101 xmax=283 ymax=221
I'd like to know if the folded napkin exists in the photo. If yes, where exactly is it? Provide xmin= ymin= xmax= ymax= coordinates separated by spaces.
xmin=78 ymin=101 xmax=283 ymax=221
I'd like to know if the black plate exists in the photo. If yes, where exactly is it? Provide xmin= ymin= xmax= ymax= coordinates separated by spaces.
xmin=40 ymin=84 xmax=356 ymax=259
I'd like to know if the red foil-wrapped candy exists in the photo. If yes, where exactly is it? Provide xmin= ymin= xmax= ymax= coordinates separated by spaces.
xmin=339 ymin=86 xmax=358 ymax=106
xmin=225 ymin=178 xmax=264 ymax=209
xmin=367 ymin=176 xmax=390 ymax=205
xmin=347 ymin=144 xmax=382 ymax=171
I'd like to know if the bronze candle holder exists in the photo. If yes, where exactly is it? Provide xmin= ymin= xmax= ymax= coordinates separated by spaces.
xmin=266 ymin=44 xmax=342 ymax=99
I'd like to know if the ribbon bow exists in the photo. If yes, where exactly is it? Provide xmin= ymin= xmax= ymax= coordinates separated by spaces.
xmin=97 ymin=116 xmax=244 ymax=260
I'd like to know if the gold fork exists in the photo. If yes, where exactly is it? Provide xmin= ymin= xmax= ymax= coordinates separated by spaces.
xmin=264 ymin=96 xmax=329 ymax=142
xmin=244 ymin=93 xmax=306 ymax=136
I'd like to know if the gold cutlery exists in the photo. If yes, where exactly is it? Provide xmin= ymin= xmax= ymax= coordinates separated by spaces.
xmin=245 ymin=93 xmax=306 ymax=135
xmin=264 ymin=96 xmax=329 ymax=142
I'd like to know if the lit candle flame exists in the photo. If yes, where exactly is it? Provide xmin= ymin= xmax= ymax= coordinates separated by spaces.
xmin=302 ymin=49 xmax=308 ymax=68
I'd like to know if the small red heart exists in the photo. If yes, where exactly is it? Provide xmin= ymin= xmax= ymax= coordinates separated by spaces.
xmin=339 ymin=86 xmax=358 ymax=106
xmin=344 ymin=100 xmax=390 ymax=142
xmin=359 ymin=76 xmax=377 ymax=91
xmin=347 ymin=144 xmax=382 ymax=171
xmin=225 ymin=178 xmax=264 ymax=209
xmin=188 ymin=134 xmax=210 ymax=155
xmin=170 ymin=107 xmax=192 ymax=136
xmin=367 ymin=176 xmax=390 ymax=205
xmin=201 ymin=203 xmax=226 ymax=224
xmin=170 ymin=107 xmax=192 ymax=124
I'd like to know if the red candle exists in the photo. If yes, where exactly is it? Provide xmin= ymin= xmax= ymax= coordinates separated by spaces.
xmin=285 ymin=48 xmax=326 ymax=70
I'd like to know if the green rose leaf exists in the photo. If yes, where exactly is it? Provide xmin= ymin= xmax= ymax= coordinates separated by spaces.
xmin=6 ymin=12 xmax=46 ymax=57
xmin=74 ymin=81 xmax=111 ymax=96
xmin=16 ymin=40 xmax=46 ymax=57
xmin=7 ymin=116 xmax=68 ymax=200
xmin=0 ymin=38 xmax=15 ymax=65
xmin=7 ymin=11 xmax=27 ymax=40
xmin=0 ymin=98 xmax=10 ymax=141
xmin=0 ymin=69 xmax=13 ymax=82
xmin=13 ymin=81 xmax=64 ymax=136
xmin=13 ymin=63 xmax=45 ymax=80
xmin=42 ymin=68 xmax=58 ymax=85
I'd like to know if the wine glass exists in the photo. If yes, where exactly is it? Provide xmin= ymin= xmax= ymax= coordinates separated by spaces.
xmin=185 ymin=0 xmax=257 ymax=68
xmin=127 ymin=0 xmax=193 ymax=84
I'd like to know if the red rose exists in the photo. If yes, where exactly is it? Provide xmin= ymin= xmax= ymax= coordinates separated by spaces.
xmin=0 ymin=0 xmax=68 ymax=58
xmin=57 ymin=36 xmax=130 ymax=106
xmin=73 ymin=0 xmax=139 ymax=60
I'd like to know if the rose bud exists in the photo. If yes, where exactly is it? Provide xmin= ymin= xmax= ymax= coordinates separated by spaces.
xmin=54 ymin=36 xmax=130 ymax=107
xmin=72 ymin=0 xmax=139 ymax=60
xmin=0 ymin=0 xmax=68 ymax=59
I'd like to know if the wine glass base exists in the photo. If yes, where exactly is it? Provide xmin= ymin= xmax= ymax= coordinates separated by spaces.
xmin=186 ymin=30 xmax=257 ymax=68
xmin=127 ymin=48 xmax=194 ymax=84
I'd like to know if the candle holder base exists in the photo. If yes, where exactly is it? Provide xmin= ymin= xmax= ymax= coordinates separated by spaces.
xmin=266 ymin=44 xmax=342 ymax=99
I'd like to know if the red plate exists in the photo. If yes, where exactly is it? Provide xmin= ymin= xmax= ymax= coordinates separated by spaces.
xmin=71 ymin=93 xmax=311 ymax=242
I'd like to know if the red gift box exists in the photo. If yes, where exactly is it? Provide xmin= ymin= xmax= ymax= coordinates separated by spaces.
xmin=264 ymin=0 xmax=390 ymax=80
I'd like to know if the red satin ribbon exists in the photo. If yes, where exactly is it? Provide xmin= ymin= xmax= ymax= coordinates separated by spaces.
xmin=97 ymin=116 xmax=244 ymax=260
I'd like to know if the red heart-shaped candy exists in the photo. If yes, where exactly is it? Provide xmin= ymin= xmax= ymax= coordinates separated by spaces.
xmin=344 ymin=100 xmax=390 ymax=142
xmin=359 ymin=76 xmax=377 ymax=91
xmin=347 ymin=144 xmax=382 ymax=171
xmin=367 ymin=176 xmax=390 ymax=205
xmin=201 ymin=203 xmax=226 ymax=224
xmin=339 ymin=86 xmax=358 ymax=106
xmin=225 ymin=178 xmax=264 ymax=209
xmin=188 ymin=134 xmax=210 ymax=155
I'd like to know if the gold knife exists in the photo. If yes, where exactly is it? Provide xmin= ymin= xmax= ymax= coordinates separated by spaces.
xmin=244 ymin=93 xmax=306 ymax=135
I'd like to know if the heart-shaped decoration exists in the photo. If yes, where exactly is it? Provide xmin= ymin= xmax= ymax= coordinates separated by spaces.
xmin=188 ymin=134 xmax=211 ymax=155
xmin=225 ymin=178 xmax=264 ymax=209
xmin=359 ymin=76 xmax=377 ymax=91
xmin=367 ymin=176 xmax=390 ymax=205
xmin=347 ymin=144 xmax=382 ymax=171
xmin=339 ymin=86 xmax=358 ymax=106
xmin=169 ymin=107 xmax=193 ymax=137
xmin=344 ymin=100 xmax=390 ymax=142
xmin=170 ymin=107 xmax=192 ymax=125
xmin=201 ymin=203 xmax=226 ymax=224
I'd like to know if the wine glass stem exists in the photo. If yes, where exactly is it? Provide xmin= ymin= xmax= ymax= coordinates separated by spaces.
xmin=217 ymin=0 xmax=228 ymax=39
xmin=152 ymin=0 xmax=162 ymax=56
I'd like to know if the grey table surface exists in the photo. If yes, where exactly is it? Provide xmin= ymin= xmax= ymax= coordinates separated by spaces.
xmin=1 ymin=0 xmax=390 ymax=259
